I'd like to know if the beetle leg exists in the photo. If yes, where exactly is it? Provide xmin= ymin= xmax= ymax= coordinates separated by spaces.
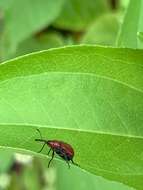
xmin=48 ymin=151 xmax=55 ymax=168
xmin=66 ymin=160 xmax=70 ymax=169
xmin=47 ymin=148 xmax=52 ymax=155
xmin=37 ymin=142 xmax=46 ymax=153
xmin=63 ymin=154 xmax=70 ymax=169
xmin=71 ymin=159 xmax=79 ymax=167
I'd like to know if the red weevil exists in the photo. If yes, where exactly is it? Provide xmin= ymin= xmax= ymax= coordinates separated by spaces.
xmin=35 ymin=129 xmax=78 ymax=168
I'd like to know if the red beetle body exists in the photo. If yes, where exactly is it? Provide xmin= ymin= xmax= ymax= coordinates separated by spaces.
xmin=48 ymin=140 xmax=74 ymax=161
xmin=35 ymin=129 xmax=78 ymax=168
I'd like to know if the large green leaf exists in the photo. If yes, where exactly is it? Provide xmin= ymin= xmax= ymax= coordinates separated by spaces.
xmin=0 ymin=46 xmax=143 ymax=189
xmin=117 ymin=0 xmax=143 ymax=48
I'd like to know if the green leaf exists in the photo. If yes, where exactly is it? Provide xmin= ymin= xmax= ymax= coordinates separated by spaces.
xmin=119 ymin=0 xmax=129 ymax=9
xmin=117 ymin=0 xmax=143 ymax=48
xmin=57 ymin=162 xmax=135 ymax=190
xmin=53 ymin=0 xmax=109 ymax=31
xmin=0 ymin=46 xmax=143 ymax=189
xmin=14 ymin=32 xmax=65 ymax=58
xmin=2 ymin=0 xmax=65 ymax=56
xmin=0 ymin=0 xmax=13 ymax=11
xmin=138 ymin=32 xmax=143 ymax=48
xmin=0 ymin=149 xmax=14 ymax=173
xmin=81 ymin=13 xmax=120 ymax=46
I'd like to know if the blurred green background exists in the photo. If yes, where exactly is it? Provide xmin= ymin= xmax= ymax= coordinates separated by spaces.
xmin=0 ymin=0 xmax=134 ymax=190
xmin=0 ymin=0 xmax=128 ymax=62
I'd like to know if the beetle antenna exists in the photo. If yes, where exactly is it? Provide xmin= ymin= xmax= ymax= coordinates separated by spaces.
xmin=36 ymin=128 xmax=43 ymax=139
xmin=35 ymin=129 xmax=47 ymax=143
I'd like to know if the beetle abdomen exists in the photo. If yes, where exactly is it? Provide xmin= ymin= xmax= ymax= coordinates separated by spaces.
xmin=48 ymin=140 xmax=74 ymax=158
xmin=55 ymin=147 xmax=73 ymax=161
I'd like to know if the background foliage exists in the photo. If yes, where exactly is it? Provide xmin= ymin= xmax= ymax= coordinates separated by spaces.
xmin=0 ymin=0 xmax=143 ymax=190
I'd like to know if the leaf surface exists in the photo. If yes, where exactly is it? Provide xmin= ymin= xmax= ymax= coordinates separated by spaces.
xmin=0 ymin=46 xmax=143 ymax=189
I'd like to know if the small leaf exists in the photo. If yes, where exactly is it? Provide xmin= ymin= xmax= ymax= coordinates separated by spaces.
xmin=14 ymin=32 xmax=65 ymax=58
xmin=81 ymin=13 xmax=120 ymax=46
xmin=53 ymin=0 xmax=109 ymax=31
xmin=0 ymin=149 xmax=14 ymax=173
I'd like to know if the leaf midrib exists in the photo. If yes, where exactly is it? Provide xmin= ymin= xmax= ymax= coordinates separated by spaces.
xmin=0 ymin=123 xmax=143 ymax=140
